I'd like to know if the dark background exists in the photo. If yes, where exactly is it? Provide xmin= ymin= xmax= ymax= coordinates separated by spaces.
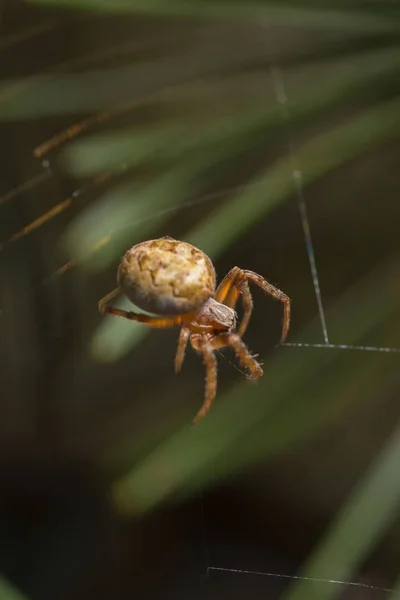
xmin=1 ymin=2 xmax=400 ymax=599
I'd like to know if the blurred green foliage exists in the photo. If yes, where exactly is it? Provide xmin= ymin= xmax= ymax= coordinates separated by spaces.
xmin=2 ymin=1 xmax=398 ymax=285
xmin=0 ymin=576 xmax=29 ymax=600
xmin=4 ymin=1 xmax=400 ymax=596
xmin=27 ymin=0 xmax=400 ymax=29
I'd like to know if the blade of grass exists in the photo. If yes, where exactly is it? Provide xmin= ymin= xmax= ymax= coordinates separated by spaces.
xmin=389 ymin=576 xmax=400 ymax=599
xmin=1 ymin=39 xmax=398 ymax=121
xmin=62 ymin=47 xmax=400 ymax=175
xmin=64 ymin=170 xmax=191 ymax=270
xmin=0 ymin=577 xmax=30 ymax=600
xmin=27 ymin=0 xmax=400 ymax=34
xmin=281 ymin=415 xmax=400 ymax=600
xmin=188 ymin=96 xmax=400 ymax=256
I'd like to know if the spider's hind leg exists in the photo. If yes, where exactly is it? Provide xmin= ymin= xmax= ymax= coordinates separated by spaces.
xmin=175 ymin=327 xmax=190 ymax=373
xmin=98 ymin=287 xmax=121 ymax=314
xmin=98 ymin=289 xmax=184 ymax=328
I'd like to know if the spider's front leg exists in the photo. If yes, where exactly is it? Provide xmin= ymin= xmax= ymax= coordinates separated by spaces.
xmin=242 ymin=270 xmax=290 ymax=343
xmin=214 ymin=267 xmax=254 ymax=337
xmin=215 ymin=267 xmax=291 ymax=343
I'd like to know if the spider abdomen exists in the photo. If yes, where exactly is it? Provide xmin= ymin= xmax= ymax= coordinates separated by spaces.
xmin=117 ymin=237 xmax=216 ymax=315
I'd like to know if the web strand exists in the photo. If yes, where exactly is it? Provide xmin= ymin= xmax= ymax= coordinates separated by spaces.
xmin=199 ymin=494 xmax=211 ymax=585
xmin=207 ymin=566 xmax=399 ymax=596
xmin=268 ymin=65 xmax=330 ymax=345
xmin=198 ymin=22 xmax=400 ymax=597
xmin=282 ymin=342 xmax=400 ymax=354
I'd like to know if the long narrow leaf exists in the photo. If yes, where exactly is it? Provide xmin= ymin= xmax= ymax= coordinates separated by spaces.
xmin=0 ymin=577 xmax=29 ymax=600
xmin=62 ymin=47 xmax=400 ymax=175
xmin=27 ymin=0 xmax=399 ymax=33
xmin=281 ymin=418 xmax=400 ymax=600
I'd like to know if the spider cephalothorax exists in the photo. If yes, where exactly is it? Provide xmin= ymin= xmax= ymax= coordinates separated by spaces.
xmin=99 ymin=236 xmax=290 ymax=424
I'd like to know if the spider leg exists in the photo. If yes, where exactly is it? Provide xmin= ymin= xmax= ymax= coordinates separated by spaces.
xmin=192 ymin=340 xmax=218 ymax=425
xmin=98 ymin=288 xmax=184 ymax=328
xmin=236 ymin=280 xmax=253 ymax=337
xmin=214 ymin=267 xmax=241 ymax=304
xmin=211 ymin=333 xmax=263 ymax=380
xmin=214 ymin=268 xmax=254 ymax=336
xmin=242 ymin=270 xmax=290 ymax=343
xmin=98 ymin=287 xmax=121 ymax=314
xmin=215 ymin=267 xmax=290 ymax=343
xmin=175 ymin=327 xmax=190 ymax=373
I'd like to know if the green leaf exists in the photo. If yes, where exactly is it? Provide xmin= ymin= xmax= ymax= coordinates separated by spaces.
xmin=0 ymin=576 xmax=30 ymax=600
xmin=64 ymin=165 xmax=199 ymax=270
xmin=1 ymin=35 xmax=398 ymax=119
xmin=281 ymin=416 xmax=400 ymax=600
xmin=188 ymin=96 xmax=400 ymax=256
xmin=61 ymin=47 xmax=400 ymax=175
xmin=26 ymin=0 xmax=399 ymax=34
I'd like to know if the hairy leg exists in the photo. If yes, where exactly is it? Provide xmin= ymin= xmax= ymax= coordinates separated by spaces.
xmin=192 ymin=342 xmax=218 ymax=425
xmin=215 ymin=268 xmax=290 ymax=343
xmin=211 ymin=332 xmax=263 ymax=380
xmin=242 ymin=270 xmax=290 ymax=343
xmin=99 ymin=288 xmax=184 ymax=328
xmin=98 ymin=287 xmax=120 ymax=314
xmin=175 ymin=327 xmax=190 ymax=373
xmin=214 ymin=267 xmax=241 ymax=304
xmin=236 ymin=280 xmax=253 ymax=337
xmin=214 ymin=268 xmax=254 ymax=336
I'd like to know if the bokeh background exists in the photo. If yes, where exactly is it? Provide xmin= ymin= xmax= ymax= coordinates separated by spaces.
xmin=1 ymin=1 xmax=400 ymax=599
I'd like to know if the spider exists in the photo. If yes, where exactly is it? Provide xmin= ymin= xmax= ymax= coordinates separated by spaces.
xmin=99 ymin=237 xmax=290 ymax=424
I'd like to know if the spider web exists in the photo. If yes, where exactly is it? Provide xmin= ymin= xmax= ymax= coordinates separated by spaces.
xmin=1 ymin=7 xmax=400 ymax=600
xmin=199 ymin=37 xmax=400 ymax=599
